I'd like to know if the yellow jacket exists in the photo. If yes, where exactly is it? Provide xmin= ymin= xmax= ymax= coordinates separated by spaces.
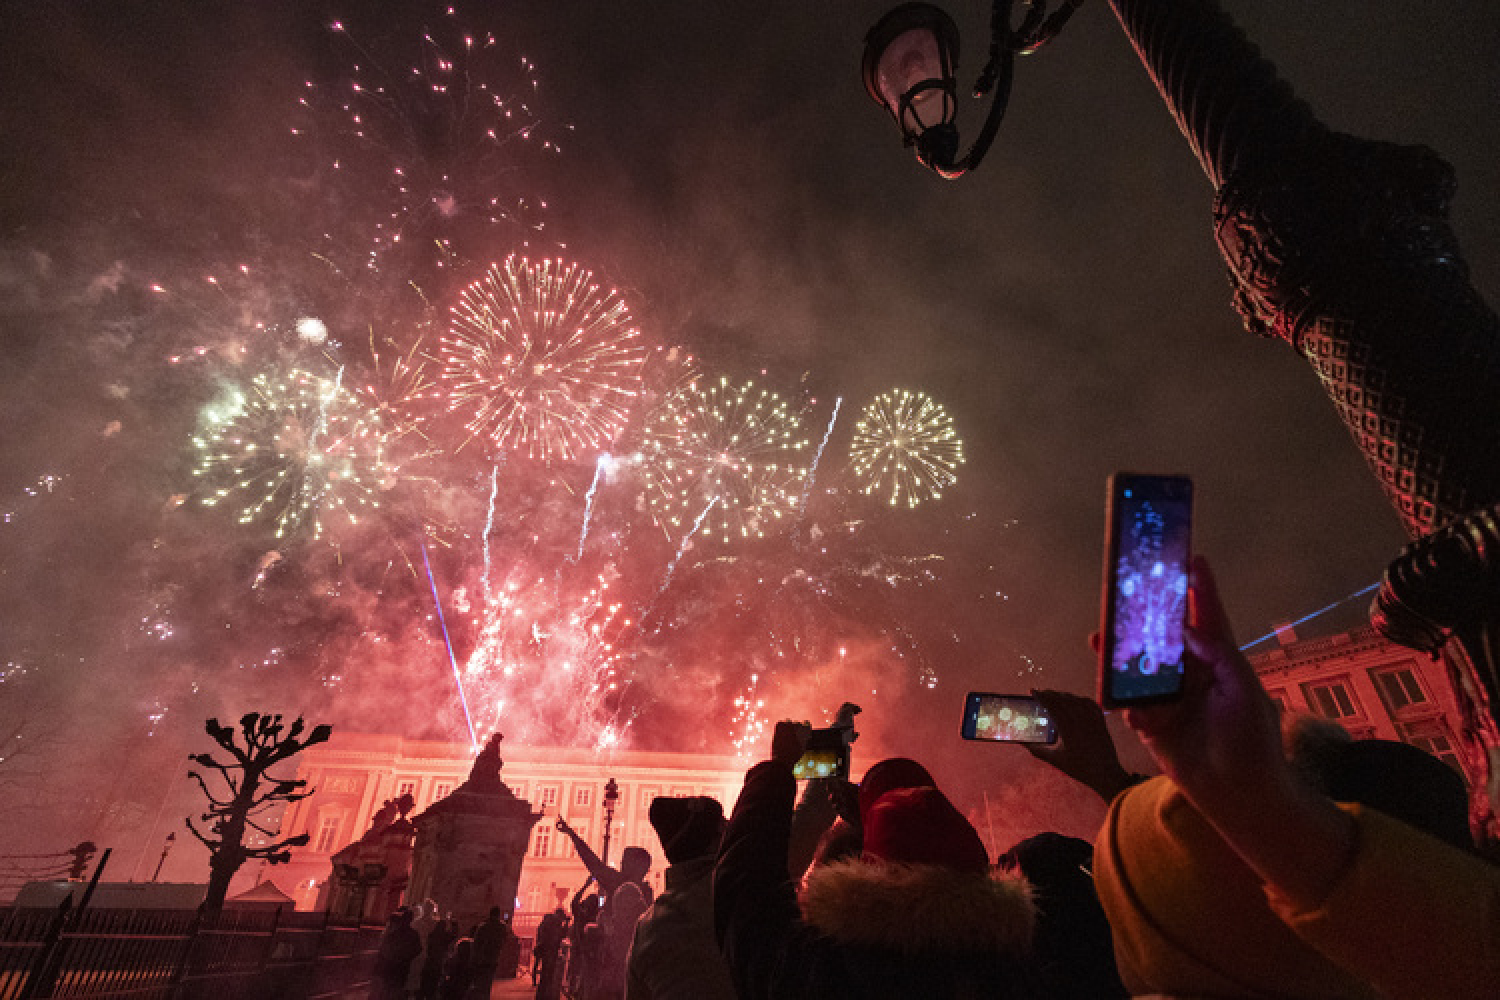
xmin=1095 ymin=776 xmax=1498 ymax=999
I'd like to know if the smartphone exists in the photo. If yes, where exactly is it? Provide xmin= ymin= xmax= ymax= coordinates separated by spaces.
xmin=1098 ymin=473 xmax=1193 ymax=708
xmin=960 ymin=693 xmax=1057 ymax=744
xmin=793 ymin=727 xmax=851 ymax=780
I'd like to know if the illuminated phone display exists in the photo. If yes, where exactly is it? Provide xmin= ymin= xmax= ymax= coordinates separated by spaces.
xmin=961 ymin=693 xmax=1056 ymax=744
xmin=792 ymin=749 xmax=847 ymax=780
xmin=1100 ymin=474 xmax=1192 ymax=706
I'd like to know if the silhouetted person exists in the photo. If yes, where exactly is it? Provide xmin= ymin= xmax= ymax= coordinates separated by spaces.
xmin=370 ymin=907 xmax=422 ymax=1000
xmin=420 ymin=916 xmax=457 ymax=1000
xmin=998 ymin=833 xmax=1127 ymax=1000
xmin=439 ymin=937 xmax=473 ymax=1000
xmin=567 ymin=883 xmax=600 ymax=998
xmin=625 ymin=796 xmax=735 ymax=1000
xmin=555 ymin=815 xmax=653 ymax=1000
xmin=532 ymin=906 xmax=568 ymax=998
xmin=469 ymin=907 xmax=510 ymax=997
xmin=408 ymin=899 xmax=440 ymax=999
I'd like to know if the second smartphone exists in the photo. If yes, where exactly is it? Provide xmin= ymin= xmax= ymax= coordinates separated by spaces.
xmin=960 ymin=693 xmax=1057 ymax=744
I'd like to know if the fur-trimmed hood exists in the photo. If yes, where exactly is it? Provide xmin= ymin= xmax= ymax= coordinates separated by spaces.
xmin=801 ymin=859 xmax=1035 ymax=956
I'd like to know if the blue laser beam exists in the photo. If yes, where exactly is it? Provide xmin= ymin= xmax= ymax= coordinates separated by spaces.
xmin=1238 ymin=582 xmax=1380 ymax=652
xmin=421 ymin=539 xmax=477 ymax=748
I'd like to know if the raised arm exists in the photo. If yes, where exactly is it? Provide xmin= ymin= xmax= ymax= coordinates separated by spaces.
xmin=557 ymin=816 xmax=624 ymax=894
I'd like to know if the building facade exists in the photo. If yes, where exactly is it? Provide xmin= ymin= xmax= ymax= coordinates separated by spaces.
xmin=1249 ymin=624 xmax=1471 ymax=780
xmin=263 ymin=733 xmax=747 ymax=915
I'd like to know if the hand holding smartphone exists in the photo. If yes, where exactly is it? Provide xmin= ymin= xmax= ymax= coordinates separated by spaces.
xmin=1098 ymin=473 xmax=1193 ymax=708
xmin=960 ymin=693 xmax=1057 ymax=744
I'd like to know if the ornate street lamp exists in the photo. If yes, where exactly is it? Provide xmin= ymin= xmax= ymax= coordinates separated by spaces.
xmin=151 ymin=833 xmax=176 ymax=883
xmin=600 ymin=777 xmax=620 ymax=867
xmin=862 ymin=0 xmax=1082 ymax=178
xmin=863 ymin=0 xmax=1500 ymax=843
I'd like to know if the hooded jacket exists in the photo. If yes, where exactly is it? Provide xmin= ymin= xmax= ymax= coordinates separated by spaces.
xmin=715 ymin=760 xmax=1039 ymax=1000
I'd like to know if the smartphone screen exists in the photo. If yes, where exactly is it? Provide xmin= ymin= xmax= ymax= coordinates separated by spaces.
xmin=792 ymin=748 xmax=848 ymax=780
xmin=1099 ymin=473 xmax=1193 ymax=707
xmin=793 ymin=727 xmax=850 ymax=780
xmin=960 ymin=693 xmax=1057 ymax=744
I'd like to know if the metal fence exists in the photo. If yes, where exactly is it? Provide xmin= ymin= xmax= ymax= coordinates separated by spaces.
xmin=0 ymin=905 xmax=381 ymax=1000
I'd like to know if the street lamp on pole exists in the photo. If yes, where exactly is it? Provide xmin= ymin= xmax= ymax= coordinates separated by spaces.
xmin=151 ymin=833 xmax=176 ymax=883
xmin=862 ymin=0 xmax=1500 ymax=843
xmin=600 ymin=777 xmax=620 ymax=868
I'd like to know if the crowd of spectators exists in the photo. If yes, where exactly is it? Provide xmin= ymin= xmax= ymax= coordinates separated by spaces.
xmin=373 ymin=557 xmax=1497 ymax=1000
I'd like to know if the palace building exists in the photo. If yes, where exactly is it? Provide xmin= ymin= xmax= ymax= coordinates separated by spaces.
xmin=262 ymin=732 xmax=747 ymax=915
xmin=1249 ymin=623 xmax=1472 ymax=780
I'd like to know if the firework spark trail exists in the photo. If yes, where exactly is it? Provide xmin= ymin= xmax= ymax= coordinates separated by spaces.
xmin=641 ymin=495 xmax=718 ymax=625
xmin=482 ymin=459 xmax=502 ymax=609
xmin=794 ymin=396 xmax=842 ymax=550
xmin=422 ymin=539 xmax=477 ymax=749
xmin=304 ymin=367 xmax=344 ymax=513
xmin=573 ymin=453 xmax=611 ymax=562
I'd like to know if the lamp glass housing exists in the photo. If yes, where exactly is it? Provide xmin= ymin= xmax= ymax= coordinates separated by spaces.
xmin=875 ymin=28 xmax=955 ymax=136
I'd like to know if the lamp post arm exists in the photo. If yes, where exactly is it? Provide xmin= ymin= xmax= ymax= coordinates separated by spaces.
xmin=932 ymin=43 xmax=1014 ymax=178
xmin=1106 ymin=0 xmax=1317 ymax=189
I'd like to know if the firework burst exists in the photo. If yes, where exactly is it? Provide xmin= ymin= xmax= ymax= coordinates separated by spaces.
xmin=191 ymin=367 xmax=393 ymax=540
xmin=641 ymin=376 xmax=810 ymax=544
xmin=436 ymin=256 xmax=646 ymax=462
xmin=849 ymin=389 xmax=964 ymax=508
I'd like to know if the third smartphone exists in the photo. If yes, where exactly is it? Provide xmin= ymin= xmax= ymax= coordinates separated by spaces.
xmin=1098 ymin=473 xmax=1193 ymax=708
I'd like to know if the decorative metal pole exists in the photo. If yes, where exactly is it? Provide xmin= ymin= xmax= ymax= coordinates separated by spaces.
xmin=600 ymin=777 xmax=620 ymax=867
xmin=1105 ymin=0 xmax=1500 ymax=842
xmin=151 ymin=833 xmax=176 ymax=882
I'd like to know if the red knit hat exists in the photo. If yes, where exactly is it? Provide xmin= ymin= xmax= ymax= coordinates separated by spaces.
xmin=857 ymin=757 xmax=937 ymax=824
xmin=862 ymin=785 xmax=991 ymax=874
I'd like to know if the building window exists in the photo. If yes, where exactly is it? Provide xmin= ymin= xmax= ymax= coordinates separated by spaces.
xmin=539 ymin=785 xmax=560 ymax=809
xmin=511 ymin=782 xmax=528 ymax=800
xmin=574 ymin=785 xmax=593 ymax=809
xmin=669 ymin=786 xmax=693 ymax=798
xmin=532 ymin=824 xmax=553 ymax=858
xmin=638 ymin=786 xmax=661 ymax=812
xmin=1264 ymin=689 xmax=1288 ymax=714
xmin=314 ymin=816 xmax=340 ymax=853
xmin=1373 ymin=666 xmax=1427 ymax=714
xmin=433 ymin=783 xmax=451 ymax=802
xmin=1302 ymin=679 xmax=1359 ymax=720
xmin=397 ymin=779 xmax=417 ymax=800
xmin=1400 ymin=720 xmax=1465 ymax=776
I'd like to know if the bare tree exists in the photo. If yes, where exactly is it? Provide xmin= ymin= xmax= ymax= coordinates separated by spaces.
xmin=187 ymin=712 xmax=331 ymax=910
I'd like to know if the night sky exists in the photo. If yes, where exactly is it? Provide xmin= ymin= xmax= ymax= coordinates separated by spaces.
xmin=2 ymin=1 xmax=1497 ymax=880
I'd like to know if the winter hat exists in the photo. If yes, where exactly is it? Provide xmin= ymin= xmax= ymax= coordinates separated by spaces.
xmin=857 ymin=757 xmax=936 ymax=824
xmin=861 ymin=785 xmax=990 ymax=874
xmin=648 ymin=796 xmax=726 ymax=863
xmin=619 ymin=845 xmax=652 ymax=877
xmin=1308 ymin=739 xmax=1473 ymax=852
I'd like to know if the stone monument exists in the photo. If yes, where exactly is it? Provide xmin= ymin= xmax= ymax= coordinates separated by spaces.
xmin=407 ymin=733 xmax=541 ymax=930
xmin=326 ymin=792 xmax=416 ymax=924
